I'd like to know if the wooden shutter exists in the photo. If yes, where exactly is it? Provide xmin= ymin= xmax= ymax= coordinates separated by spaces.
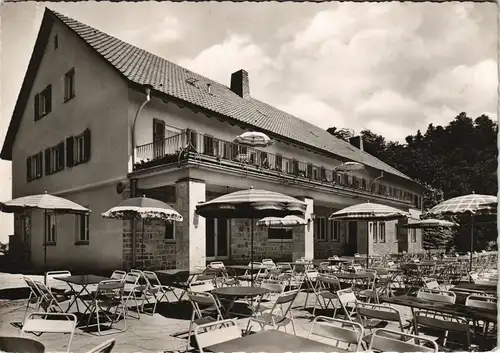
xmin=66 ymin=137 xmax=74 ymax=167
xmin=37 ymin=152 xmax=43 ymax=178
xmin=44 ymin=148 xmax=51 ymax=175
xmin=26 ymin=156 xmax=32 ymax=181
xmin=57 ymin=142 xmax=65 ymax=170
xmin=45 ymin=85 xmax=52 ymax=114
xmin=83 ymin=129 xmax=91 ymax=162
xmin=34 ymin=94 xmax=40 ymax=121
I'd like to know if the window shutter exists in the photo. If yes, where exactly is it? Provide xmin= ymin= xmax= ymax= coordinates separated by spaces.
xmin=57 ymin=142 xmax=65 ymax=170
xmin=85 ymin=214 xmax=90 ymax=241
xmin=26 ymin=157 xmax=32 ymax=181
xmin=66 ymin=137 xmax=74 ymax=167
xmin=46 ymin=85 xmax=52 ymax=113
xmin=44 ymin=148 xmax=51 ymax=175
xmin=34 ymin=94 xmax=40 ymax=121
xmin=83 ymin=129 xmax=91 ymax=162
xmin=37 ymin=152 xmax=43 ymax=178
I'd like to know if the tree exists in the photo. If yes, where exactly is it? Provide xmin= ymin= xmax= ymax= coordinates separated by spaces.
xmin=326 ymin=127 xmax=354 ymax=141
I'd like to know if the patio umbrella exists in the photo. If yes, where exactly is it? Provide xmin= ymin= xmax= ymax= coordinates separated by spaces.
xmin=0 ymin=192 xmax=90 ymax=266
xmin=329 ymin=202 xmax=410 ymax=267
xmin=423 ymin=193 xmax=497 ymax=272
xmin=102 ymin=196 xmax=183 ymax=269
xmin=196 ymin=187 xmax=307 ymax=285
xmin=402 ymin=219 xmax=458 ymax=229
xmin=234 ymin=131 xmax=273 ymax=148
xmin=334 ymin=161 xmax=365 ymax=172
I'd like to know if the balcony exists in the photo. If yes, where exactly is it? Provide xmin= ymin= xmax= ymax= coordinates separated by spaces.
xmin=134 ymin=129 xmax=420 ymax=208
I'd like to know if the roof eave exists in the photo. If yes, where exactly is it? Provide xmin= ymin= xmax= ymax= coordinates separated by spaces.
xmin=1 ymin=10 xmax=55 ymax=161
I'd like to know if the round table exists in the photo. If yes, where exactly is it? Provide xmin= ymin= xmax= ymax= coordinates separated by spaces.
xmin=212 ymin=286 xmax=270 ymax=317
xmin=0 ymin=337 xmax=45 ymax=353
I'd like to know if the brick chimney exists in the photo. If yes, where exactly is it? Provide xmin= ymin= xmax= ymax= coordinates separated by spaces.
xmin=349 ymin=135 xmax=364 ymax=151
xmin=230 ymin=69 xmax=250 ymax=99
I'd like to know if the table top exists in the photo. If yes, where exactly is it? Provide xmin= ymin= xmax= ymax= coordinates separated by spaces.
xmin=212 ymin=286 xmax=270 ymax=297
xmin=0 ymin=336 xmax=45 ymax=353
xmin=453 ymin=282 xmax=498 ymax=294
xmin=229 ymin=265 xmax=267 ymax=271
xmin=54 ymin=274 xmax=110 ymax=285
xmin=205 ymin=330 xmax=344 ymax=353
xmin=334 ymin=272 xmax=373 ymax=279
xmin=156 ymin=269 xmax=204 ymax=276
xmin=382 ymin=295 xmax=497 ymax=322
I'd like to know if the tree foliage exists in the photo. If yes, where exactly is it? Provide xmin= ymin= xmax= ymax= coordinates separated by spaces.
xmin=327 ymin=113 xmax=498 ymax=251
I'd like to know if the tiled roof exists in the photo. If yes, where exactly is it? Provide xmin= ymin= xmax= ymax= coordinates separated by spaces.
xmin=4 ymin=8 xmax=414 ymax=183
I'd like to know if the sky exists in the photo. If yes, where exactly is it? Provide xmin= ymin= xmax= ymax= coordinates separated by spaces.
xmin=0 ymin=2 xmax=498 ymax=242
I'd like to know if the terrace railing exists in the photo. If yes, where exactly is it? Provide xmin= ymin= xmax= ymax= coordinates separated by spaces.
xmin=134 ymin=129 xmax=419 ymax=207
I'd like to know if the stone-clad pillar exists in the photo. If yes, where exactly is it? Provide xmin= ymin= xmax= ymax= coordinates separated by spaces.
xmin=175 ymin=178 xmax=206 ymax=271
xmin=292 ymin=197 xmax=314 ymax=261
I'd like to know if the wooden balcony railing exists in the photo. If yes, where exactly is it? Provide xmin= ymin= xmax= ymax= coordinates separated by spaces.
xmin=134 ymin=129 xmax=421 ymax=207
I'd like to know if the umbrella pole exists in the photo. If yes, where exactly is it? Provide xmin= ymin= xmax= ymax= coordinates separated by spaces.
xmin=251 ymin=218 xmax=254 ymax=287
xmin=142 ymin=219 xmax=145 ymax=270
xmin=44 ymin=210 xmax=47 ymax=268
xmin=366 ymin=221 xmax=369 ymax=268
xmin=469 ymin=215 xmax=475 ymax=275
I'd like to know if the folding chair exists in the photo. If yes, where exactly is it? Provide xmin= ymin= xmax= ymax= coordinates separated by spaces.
xmin=311 ymin=274 xmax=340 ymax=316
xmin=23 ymin=277 xmax=44 ymax=324
xmin=355 ymin=302 xmax=406 ymax=341
xmin=21 ymin=312 xmax=77 ymax=353
xmin=308 ymin=316 xmax=364 ymax=351
xmin=368 ymin=328 xmax=438 ymax=352
xmin=84 ymin=339 xmax=116 ymax=353
xmin=465 ymin=294 xmax=497 ymax=334
xmin=142 ymin=270 xmax=175 ymax=303
xmin=252 ymin=279 xmax=284 ymax=313
xmin=86 ymin=280 xmax=127 ymax=336
xmin=33 ymin=281 xmax=70 ymax=313
xmin=186 ymin=290 xmax=225 ymax=351
xmin=336 ymin=288 xmax=358 ymax=321
xmin=110 ymin=270 xmax=126 ymax=280
xmin=122 ymin=272 xmax=144 ymax=319
xmin=194 ymin=319 xmax=242 ymax=353
xmin=246 ymin=289 xmax=299 ymax=334
xmin=44 ymin=271 xmax=75 ymax=296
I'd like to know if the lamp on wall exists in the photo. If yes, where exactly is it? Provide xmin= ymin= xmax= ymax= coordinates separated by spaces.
xmin=308 ymin=213 xmax=316 ymax=223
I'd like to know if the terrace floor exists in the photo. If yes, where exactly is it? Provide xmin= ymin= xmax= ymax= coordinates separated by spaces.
xmin=0 ymin=272 xmax=417 ymax=353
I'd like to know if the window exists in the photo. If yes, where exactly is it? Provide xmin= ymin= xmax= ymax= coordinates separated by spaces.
xmin=45 ymin=213 xmax=56 ymax=245
xmin=67 ymin=129 xmax=91 ymax=167
xmin=343 ymin=173 xmax=349 ymax=186
xmin=292 ymin=160 xmax=299 ymax=175
xmin=22 ymin=213 xmax=31 ymax=243
xmin=369 ymin=222 xmax=378 ymax=243
xmin=307 ymin=163 xmax=313 ymax=178
xmin=165 ymin=222 xmax=175 ymax=241
xmin=75 ymin=213 xmax=89 ymax=244
xmin=45 ymin=142 xmax=65 ymax=175
xmin=409 ymin=229 xmax=417 ymax=243
xmin=378 ymin=222 xmax=386 ymax=243
xmin=203 ymin=135 xmax=216 ymax=156
xmin=26 ymin=152 xmax=43 ymax=181
xmin=361 ymin=178 xmax=367 ymax=190
xmin=268 ymin=228 xmax=293 ymax=241
xmin=275 ymin=154 xmax=283 ymax=170
xmin=64 ymin=68 xmax=75 ymax=102
xmin=328 ymin=220 xmax=341 ymax=241
xmin=320 ymin=167 xmax=326 ymax=180
xmin=260 ymin=152 xmax=268 ymax=167
xmin=54 ymin=34 xmax=58 ymax=50
xmin=314 ymin=217 xmax=327 ymax=241
xmin=34 ymin=85 xmax=52 ymax=121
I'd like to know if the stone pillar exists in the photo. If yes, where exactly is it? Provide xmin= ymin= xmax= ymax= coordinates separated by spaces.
xmin=175 ymin=178 xmax=206 ymax=271
xmin=292 ymin=197 xmax=314 ymax=261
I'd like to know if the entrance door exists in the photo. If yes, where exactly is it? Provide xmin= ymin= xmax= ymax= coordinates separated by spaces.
xmin=345 ymin=221 xmax=358 ymax=255
xmin=153 ymin=119 xmax=165 ymax=158
xmin=206 ymin=218 xmax=229 ymax=260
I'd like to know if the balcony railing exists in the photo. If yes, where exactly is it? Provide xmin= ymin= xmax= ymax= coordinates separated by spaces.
xmin=134 ymin=129 xmax=421 ymax=208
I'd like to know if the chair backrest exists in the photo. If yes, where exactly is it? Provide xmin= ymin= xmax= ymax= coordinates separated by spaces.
xmin=260 ymin=279 xmax=284 ymax=294
xmin=189 ymin=280 xmax=215 ymax=293
xmin=209 ymin=261 xmax=225 ymax=269
xmin=84 ymin=339 xmax=116 ymax=353
xmin=96 ymin=280 xmax=125 ymax=293
xmin=308 ymin=316 xmax=364 ymax=351
xmin=317 ymin=274 xmax=340 ymax=290
xmin=187 ymin=290 xmax=223 ymax=320
xmin=194 ymin=319 xmax=242 ymax=352
xmin=424 ymin=279 xmax=440 ymax=290
xmin=123 ymin=272 xmax=141 ymax=285
xmin=110 ymin=270 xmax=126 ymax=280
xmin=465 ymin=294 xmax=497 ymax=311
xmin=355 ymin=302 xmax=404 ymax=330
xmin=33 ymin=280 xmax=64 ymax=311
xmin=369 ymin=328 xmax=438 ymax=352
xmin=261 ymin=259 xmax=276 ymax=268
xmin=142 ymin=271 xmax=162 ymax=286
xmin=44 ymin=270 xmax=71 ymax=287
xmin=24 ymin=277 xmax=42 ymax=298
xmin=414 ymin=310 xmax=470 ymax=348
xmin=22 ymin=312 xmax=77 ymax=353
xmin=417 ymin=288 xmax=456 ymax=304
xmin=337 ymin=288 xmax=357 ymax=305
xmin=266 ymin=290 xmax=299 ymax=316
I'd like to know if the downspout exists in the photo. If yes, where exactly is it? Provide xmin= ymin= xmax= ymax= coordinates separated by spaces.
xmin=369 ymin=171 xmax=384 ymax=194
xmin=130 ymin=85 xmax=152 ymax=268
